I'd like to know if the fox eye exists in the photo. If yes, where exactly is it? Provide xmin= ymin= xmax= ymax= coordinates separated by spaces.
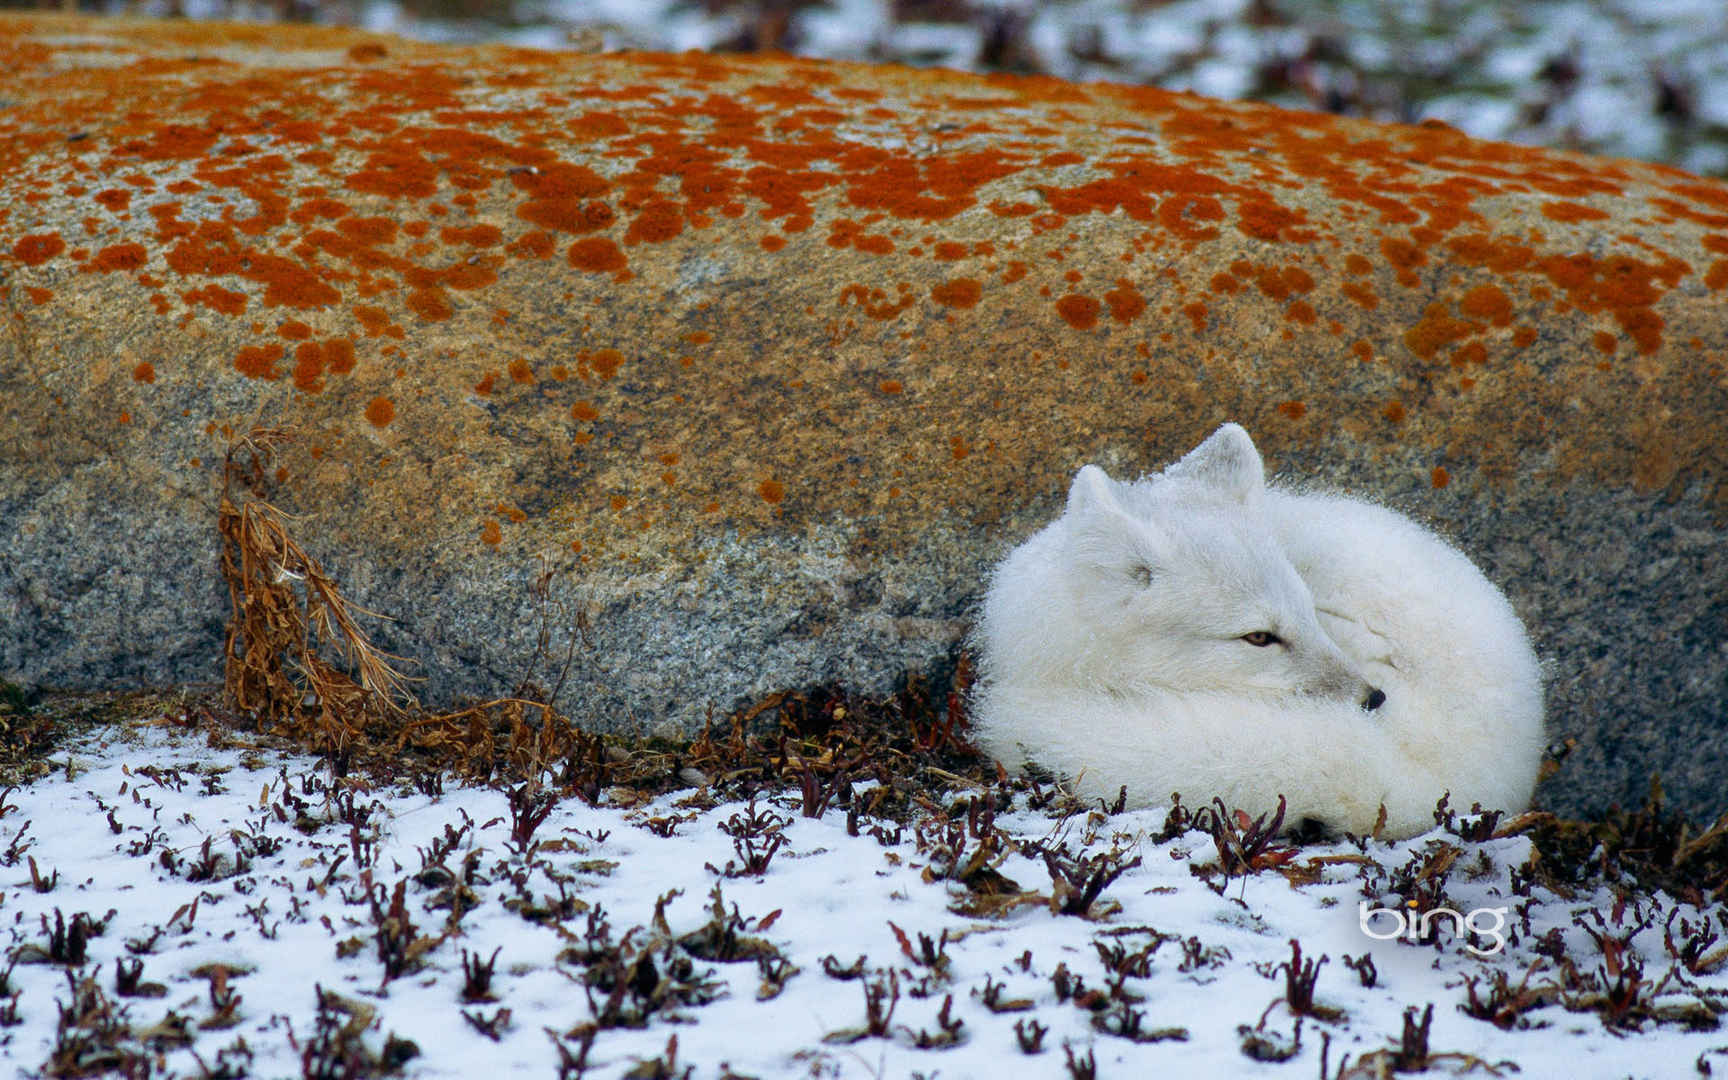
xmin=1241 ymin=631 xmax=1280 ymax=647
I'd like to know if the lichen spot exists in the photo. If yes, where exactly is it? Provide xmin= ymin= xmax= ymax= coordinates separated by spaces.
xmin=758 ymin=479 xmax=786 ymax=504
xmin=1055 ymin=294 xmax=1100 ymax=330
xmin=91 ymin=242 xmax=147 ymax=272
xmin=234 ymin=344 xmax=284 ymax=380
xmin=1542 ymin=202 xmax=1610 ymax=224
xmin=13 ymin=232 xmax=65 ymax=266
xmin=1277 ymin=401 xmax=1307 ymax=420
xmin=931 ymin=278 xmax=981 ymax=309
xmin=878 ymin=379 xmax=903 ymax=395
xmin=572 ymin=400 xmax=599 ymax=422
xmin=1459 ymin=284 xmax=1513 ymax=327
xmin=407 ymin=287 xmax=453 ymax=322
xmin=1383 ymin=400 xmax=1406 ymax=423
xmin=480 ymin=519 xmax=502 ymax=548
xmin=1181 ymin=301 xmax=1208 ymax=332
xmin=589 ymin=349 xmax=623 ymax=379
xmin=365 ymin=395 xmax=395 ymax=427
xmin=132 ymin=362 xmax=156 ymax=383
xmin=509 ymin=358 xmax=534 ymax=384
xmin=1103 ymin=280 xmax=1146 ymax=324
xmin=1431 ymin=466 xmax=1450 ymax=489
xmin=569 ymin=237 xmax=627 ymax=273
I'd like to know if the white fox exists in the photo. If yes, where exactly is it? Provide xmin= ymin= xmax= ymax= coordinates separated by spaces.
xmin=971 ymin=423 xmax=1544 ymax=839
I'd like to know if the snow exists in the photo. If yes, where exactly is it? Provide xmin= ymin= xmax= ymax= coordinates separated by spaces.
xmin=3 ymin=718 xmax=1724 ymax=1078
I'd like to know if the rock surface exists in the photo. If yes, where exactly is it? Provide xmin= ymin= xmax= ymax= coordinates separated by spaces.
xmin=1 ymin=14 xmax=1723 ymax=820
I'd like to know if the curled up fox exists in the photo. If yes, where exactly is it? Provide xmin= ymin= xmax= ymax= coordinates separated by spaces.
xmin=971 ymin=424 xmax=1545 ymax=839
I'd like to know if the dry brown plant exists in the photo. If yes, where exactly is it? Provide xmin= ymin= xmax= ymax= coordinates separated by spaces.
xmin=218 ymin=429 xmax=412 ymax=757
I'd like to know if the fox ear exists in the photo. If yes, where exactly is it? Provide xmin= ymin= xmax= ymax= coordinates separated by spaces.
xmin=1165 ymin=422 xmax=1264 ymax=501
xmin=1066 ymin=464 xmax=1122 ymax=517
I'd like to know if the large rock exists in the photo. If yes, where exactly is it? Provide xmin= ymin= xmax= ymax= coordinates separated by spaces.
xmin=1 ymin=14 xmax=1723 ymax=819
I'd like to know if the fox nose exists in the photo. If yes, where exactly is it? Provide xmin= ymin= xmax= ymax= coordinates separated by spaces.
xmin=1363 ymin=687 xmax=1386 ymax=711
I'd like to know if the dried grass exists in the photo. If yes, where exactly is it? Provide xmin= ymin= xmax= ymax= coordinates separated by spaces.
xmin=214 ymin=428 xmax=985 ymax=798
xmin=219 ymin=429 xmax=411 ymax=757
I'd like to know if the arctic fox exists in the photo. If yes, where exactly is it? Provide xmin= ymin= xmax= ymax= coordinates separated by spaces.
xmin=971 ymin=423 xmax=1544 ymax=839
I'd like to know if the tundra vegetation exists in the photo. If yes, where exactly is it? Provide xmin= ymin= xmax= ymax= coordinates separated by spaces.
xmin=0 ymin=450 xmax=1724 ymax=1076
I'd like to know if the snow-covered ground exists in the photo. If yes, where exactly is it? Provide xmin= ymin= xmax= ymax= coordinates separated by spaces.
xmin=85 ymin=0 xmax=1728 ymax=177
xmin=3 ymin=715 xmax=1724 ymax=1078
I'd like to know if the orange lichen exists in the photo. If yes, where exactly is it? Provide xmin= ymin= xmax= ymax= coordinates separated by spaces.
xmin=132 ymin=361 xmax=155 ymax=383
xmin=758 ymin=478 xmax=786 ymax=504
xmin=12 ymin=232 xmax=64 ymax=265
xmin=2 ymin=25 xmax=1722 ymax=547
xmin=931 ymin=278 xmax=981 ymax=308
xmin=1181 ymin=301 xmax=1208 ymax=332
xmin=291 ymin=341 xmax=329 ymax=392
xmin=1592 ymin=330 xmax=1617 ymax=355
xmin=1542 ymin=201 xmax=1610 ymax=223
xmin=839 ymin=283 xmax=915 ymax=320
xmin=1102 ymin=279 xmax=1145 ymax=323
xmin=508 ymin=230 xmax=555 ymax=258
xmin=1452 ymin=341 xmax=1487 ymax=367
xmin=325 ymin=338 xmax=355 ymax=374
xmin=480 ymin=518 xmax=502 ymax=547
xmin=234 ymin=343 xmax=283 ymax=380
xmin=1055 ymin=294 xmax=1099 ymax=330
xmin=181 ymin=279 xmax=247 ymax=314
xmin=365 ymin=395 xmax=395 ymax=427
xmin=568 ymin=236 xmax=627 ymax=273
xmin=1431 ymin=466 xmax=1450 ymax=488
xmin=1341 ymin=281 xmax=1378 ymax=309
xmin=1381 ymin=237 xmax=1426 ymax=287
xmin=1403 ymin=303 xmax=1480 ymax=360
xmin=508 ymin=358 xmax=534 ymax=384
xmin=440 ymin=223 xmax=503 ymax=247
xmin=583 ymin=348 xmax=623 ymax=379
xmin=626 ymin=200 xmax=684 ymax=245
xmin=406 ymin=286 xmax=453 ymax=321
xmin=1277 ymin=400 xmax=1306 ymax=419
xmin=1458 ymin=283 xmax=1512 ymax=326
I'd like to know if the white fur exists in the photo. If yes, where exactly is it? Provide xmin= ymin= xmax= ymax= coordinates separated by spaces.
xmin=971 ymin=423 xmax=1544 ymax=838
